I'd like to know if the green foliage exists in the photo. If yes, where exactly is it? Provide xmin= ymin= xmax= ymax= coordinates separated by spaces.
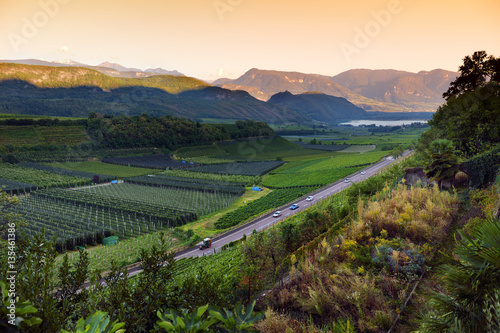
xmin=61 ymin=311 xmax=125 ymax=333
xmin=215 ymin=187 xmax=318 ymax=229
xmin=1 ymin=281 xmax=42 ymax=329
xmin=424 ymin=139 xmax=460 ymax=187
xmin=0 ymin=188 xmax=23 ymax=238
xmin=209 ymin=300 xmax=264 ymax=333
xmin=89 ymin=116 xmax=274 ymax=150
xmin=156 ymin=305 xmax=217 ymax=333
xmin=125 ymin=175 xmax=245 ymax=195
xmin=443 ymin=51 xmax=499 ymax=100
xmin=427 ymin=81 xmax=500 ymax=157
xmin=418 ymin=218 xmax=500 ymax=332
xmin=263 ymin=150 xmax=386 ymax=188
xmin=0 ymin=163 xmax=90 ymax=190
xmin=462 ymin=146 xmax=500 ymax=188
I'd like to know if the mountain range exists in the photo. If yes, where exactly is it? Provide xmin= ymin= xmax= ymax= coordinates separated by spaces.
xmin=0 ymin=59 xmax=184 ymax=78
xmin=215 ymin=68 xmax=458 ymax=112
xmin=0 ymin=61 xmax=448 ymax=123
xmin=0 ymin=63 xmax=305 ymax=123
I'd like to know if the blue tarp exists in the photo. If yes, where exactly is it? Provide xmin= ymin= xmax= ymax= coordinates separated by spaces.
xmin=252 ymin=186 xmax=262 ymax=191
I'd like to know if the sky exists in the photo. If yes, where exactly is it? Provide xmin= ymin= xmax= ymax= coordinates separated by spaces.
xmin=1 ymin=0 xmax=499 ymax=81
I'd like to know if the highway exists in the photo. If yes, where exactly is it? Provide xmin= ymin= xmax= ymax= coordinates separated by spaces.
xmin=174 ymin=154 xmax=404 ymax=260
xmin=124 ymin=151 xmax=409 ymax=278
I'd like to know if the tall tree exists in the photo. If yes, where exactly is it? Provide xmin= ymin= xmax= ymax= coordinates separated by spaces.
xmin=444 ymin=51 xmax=500 ymax=100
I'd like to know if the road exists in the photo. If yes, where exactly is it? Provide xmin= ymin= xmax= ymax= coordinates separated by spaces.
xmin=124 ymin=151 xmax=409 ymax=278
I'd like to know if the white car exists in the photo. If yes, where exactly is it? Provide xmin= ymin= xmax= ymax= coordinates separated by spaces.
xmin=361 ymin=171 xmax=366 ymax=175
xmin=273 ymin=211 xmax=282 ymax=218
xmin=306 ymin=196 xmax=314 ymax=201
xmin=344 ymin=178 xmax=350 ymax=183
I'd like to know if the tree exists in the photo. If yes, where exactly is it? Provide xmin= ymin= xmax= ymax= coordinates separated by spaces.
xmin=428 ymin=81 xmax=500 ymax=157
xmin=424 ymin=139 xmax=460 ymax=188
xmin=444 ymin=51 xmax=500 ymax=100
xmin=391 ymin=146 xmax=404 ymax=159
xmin=92 ymin=174 xmax=100 ymax=184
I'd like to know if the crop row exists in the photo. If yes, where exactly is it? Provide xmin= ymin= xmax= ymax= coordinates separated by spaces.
xmin=293 ymin=142 xmax=350 ymax=151
xmin=35 ymin=188 xmax=197 ymax=221
xmin=273 ymin=151 xmax=386 ymax=174
xmin=0 ymin=163 xmax=90 ymax=190
xmin=263 ymin=167 xmax=361 ymax=188
xmin=188 ymin=160 xmax=285 ymax=176
xmin=102 ymin=154 xmax=197 ymax=169
xmin=79 ymin=183 xmax=239 ymax=216
xmin=162 ymin=169 xmax=260 ymax=185
xmin=5 ymin=147 xmax=158 ymax=163
xmin=215 ymin=186 xmax=319 ymax=229
xmin=14 ymin=195 xmax=183 ymax=252
xmin=124 ymin=175 xmax=245 ymax=195
xmin=19 ymin=162 xmax=117 ymax=183
xmin=0 ymin=178 xmax=35 ymax=193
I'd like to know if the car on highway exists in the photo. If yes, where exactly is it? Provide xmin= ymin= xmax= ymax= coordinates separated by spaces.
xmin=361 ymin=171 xmax=366 ymax=175
xmin=344 ymin=178 xmax=350 ymax=183
xmin=273 ymin=211 xmax=282 ymax=217
xmin=290 ymin=204 xmax=299 ymax=210
xmin=306 ymin=196 xmax=314 ymax=201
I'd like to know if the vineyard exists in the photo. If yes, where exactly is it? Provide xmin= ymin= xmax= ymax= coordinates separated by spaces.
xmin=48 ymin=161 xmax=158 ymax=178
xmin=0 ymin=125 xmax=88 ymax=147
xmin=293 ymin=141 xmax=350 ymax=151
xmin=13 ymin=192 xmax=193 ymax=252
xmin=0 ymin=163 xmax=90 ymax=191
xmin=102 ymin=154 xmax=195 ymax=169
xmin=262 ymin=151 xmax=388 ymax=188
xmin=4 ymin=147 xmax=158 ymax=163
xmin=162 ymin=169 xmax=260 ymax=185
xmin=19 ymin=162 xmax=117 ymax=183
xmin=0 ymin=178 xmax=35 ymax=193
xmin=125 ymin=175 xmax=245 ymax=195
xmin=79 ymin=183 xmax=239 ymax=216
xmin=188 ymin=161 xmax=284 ymax=176
xmin=215 ymin=186 xmax=319 ymax=229
xmin=55 ymin=232 xmax=181 ymax=272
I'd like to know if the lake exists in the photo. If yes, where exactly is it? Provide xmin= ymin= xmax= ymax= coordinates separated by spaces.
xmin=339 ymin=120 xmax=428 ymax=127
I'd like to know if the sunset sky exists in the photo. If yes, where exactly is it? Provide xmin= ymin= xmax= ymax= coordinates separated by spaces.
xmin=1 ymin=0 xmax=499 ymax=80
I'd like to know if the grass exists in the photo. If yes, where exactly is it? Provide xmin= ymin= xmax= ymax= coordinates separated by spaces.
xmin=178 ymin=187 xmax=271 ymax=237
xmin=47 ymin=161 xmax=159 ymax=178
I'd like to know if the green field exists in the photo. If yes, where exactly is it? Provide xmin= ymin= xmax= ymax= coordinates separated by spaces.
xmin=262 ymin=150 xmax=387 ymax=188
xmin=80 ymin=183 xmax=239 ymax=216
xmin=0 ymin=163 xmax=89 ymax=188
xmin=0 ymin=125 xmax=88 ymax=146
xmin=48 ymin=161 xmax=158 ymax=178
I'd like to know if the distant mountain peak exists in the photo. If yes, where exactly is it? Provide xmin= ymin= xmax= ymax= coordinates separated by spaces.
xmin=53 ymin=58 xmax=77 ymax=65
xmin=97 ymin=62 xmax=142 ymax=72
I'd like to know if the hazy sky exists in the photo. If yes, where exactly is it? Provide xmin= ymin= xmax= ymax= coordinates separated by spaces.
xmin=1 ymin=0 xmax=499 ymax=80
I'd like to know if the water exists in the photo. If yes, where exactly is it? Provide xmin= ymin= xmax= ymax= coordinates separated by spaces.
xmin=339 ymin=120 xmax=428 ymax=127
